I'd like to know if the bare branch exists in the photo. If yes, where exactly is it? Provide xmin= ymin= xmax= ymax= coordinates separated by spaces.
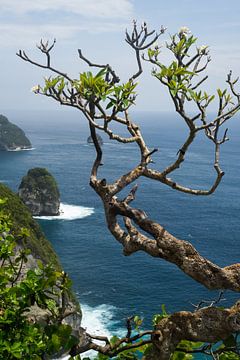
xmin=70 ymin=327 xmax=153 ymax=357
xmin=196 ymin=102 xmax=240 ymax=131
xmin=191 ymin=290 xmax=226 ymax=310
xmin=69 ymin=302 xmax=240 ymax=359
xmin=191 ymin=75 xmax=208 ymax=90
xmin=106 ymin=196 xmax=240 ymax=291
xmin=17 ymin=40 xmax=73 ymax=82
xmin=88 ymin=103 xmax=102 ymax=181
xmin=18 ymin=25 xmax=240 ymax=360
xmin=143 ymin=167 xmax=224 ymax=195
xmin=123 ymin=184 xmax=138 ymax=204
xmin=78 ymin=49 xmax=120 ymax=84
xmin=161 ymin=129 xmax=196 ymax=177
xmin=147 ymin=302 xmax=240 ymax=360
xmin=227 ymin=70 xmax=240 ymax=100
xmin=126 ymin=21 xmax=166 ymax=81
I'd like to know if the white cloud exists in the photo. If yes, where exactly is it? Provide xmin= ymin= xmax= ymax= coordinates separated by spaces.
xmin=0 ymin=21 xmax=129 ymax=47
xmin=0 ymin=24 xmax=77 ymax=47
xmin=1 ymin=0 xmax=133 ymax=19
xmin=0 ymin=0 xmax=134 ymax=47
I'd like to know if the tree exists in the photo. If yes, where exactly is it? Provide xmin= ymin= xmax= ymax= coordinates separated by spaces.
xmin=17 ymin=22 xmax=240 ymax=359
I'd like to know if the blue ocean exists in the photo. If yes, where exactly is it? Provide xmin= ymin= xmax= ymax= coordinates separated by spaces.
xmin=1 ymin=109 xmax=240 ymax=354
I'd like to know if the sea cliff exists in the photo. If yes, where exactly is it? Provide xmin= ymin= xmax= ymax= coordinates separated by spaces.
xmin=0 ymin=114 xmax=32 ymax=151
xmin=0 ymin=182 xmax=81 ymax=319
xmin=18 ymin=168 xmax=60 ymax=216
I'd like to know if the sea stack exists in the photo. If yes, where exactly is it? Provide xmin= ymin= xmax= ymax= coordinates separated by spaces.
xmin=18 ymin=168 xmax=60 ymax=216
xmin=0 ymin=114 xmax=32 ymax=151
xmin=87 ymin=133 xmax=103 ymax=146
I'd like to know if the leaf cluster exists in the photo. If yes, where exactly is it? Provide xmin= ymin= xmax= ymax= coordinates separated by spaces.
xmin=72 ymin=69 xmax=137 ymax=112
xmin=42 ymin=68 xmax=137 ymax=113
xmin=153 ymin=61 xmax=194 ymax=98
xmin=167 ymin=34 xmax=197 ymax=58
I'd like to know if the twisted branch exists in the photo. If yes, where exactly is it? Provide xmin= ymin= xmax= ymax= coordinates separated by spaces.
xmin=17 ymin=22 xmax=240 ymax=360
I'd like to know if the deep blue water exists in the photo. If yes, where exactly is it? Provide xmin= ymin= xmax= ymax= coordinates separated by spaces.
xmin=1 ymin=109 xmax=240 ymax=340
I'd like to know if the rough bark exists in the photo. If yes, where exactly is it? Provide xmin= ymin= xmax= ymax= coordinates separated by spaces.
xmin=145 ymin=301 xmax=240 ymax=360
xmin=69 ymin=301 xmax=240 ymax=359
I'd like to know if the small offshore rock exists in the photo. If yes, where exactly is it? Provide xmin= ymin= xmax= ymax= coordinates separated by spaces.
xmin=87 ymin=133 xmax=103 ymax=145
xmin=18 ymin=168 xmax=60 ymax=216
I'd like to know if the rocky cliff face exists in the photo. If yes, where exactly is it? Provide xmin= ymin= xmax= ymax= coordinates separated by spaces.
xmin=0 ymin=182 xmax=81 ymax=329
xmin=0 ymin=182 xmax=60 ymax=267
xmin=18 ymin=168 xmax=60 ymax=216
xmin=0 ymin=114 xmax=32 ymax=150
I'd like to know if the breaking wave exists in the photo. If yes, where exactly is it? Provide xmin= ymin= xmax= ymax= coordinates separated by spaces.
xmin=55 ymin=303 xmax=122 ymax=360
xmin=34 ymin=203 xmax=94 ymax=221
xmin=8 ymin=147 xmax=35 ymax=152
xmin=80 ymin=303 xmax=124 ymax=359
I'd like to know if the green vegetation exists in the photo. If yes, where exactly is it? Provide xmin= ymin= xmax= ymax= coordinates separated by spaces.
xmin=0 ymin=198 xmax=78 ymax=359
xmin=0 ymin=114 xmax=31 ymax=150
xmin=18 ymin=167 xmax=60 ymax=216
xmin=0 ymin=183 xmax=60 ymax=268
xmin=19 ymin=168 xmax=60 ymax=200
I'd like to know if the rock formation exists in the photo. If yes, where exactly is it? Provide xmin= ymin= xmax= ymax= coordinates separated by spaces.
xmin=0 ymin=114 xmax=32 ymax=151
xmin=87 ymin=133 xmax=103 ymax=145
xmin=18 ymin=168 xmax=60 ymax=216
xmin=0 ymin=182 xmax=81 ymax=330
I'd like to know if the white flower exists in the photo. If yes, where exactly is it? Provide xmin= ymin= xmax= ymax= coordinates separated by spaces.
xmin=179 ymin=26 xmax=191 ymax=36
xmin=198 ymin=45 xmax=209 ymax=54
xmin=31 ymin=85 xmax=40 ymax=94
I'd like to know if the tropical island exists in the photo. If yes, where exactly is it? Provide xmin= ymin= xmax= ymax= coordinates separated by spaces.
xmin=0 ymin=114 xmax=32 ymax=151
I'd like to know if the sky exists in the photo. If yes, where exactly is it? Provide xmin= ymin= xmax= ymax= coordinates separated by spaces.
xmin=1 ymin=0 xmax=240 ymax=112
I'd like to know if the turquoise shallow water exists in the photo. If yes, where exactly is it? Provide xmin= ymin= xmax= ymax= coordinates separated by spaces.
xmin=1 ymin=109 xmax=240 ymax=351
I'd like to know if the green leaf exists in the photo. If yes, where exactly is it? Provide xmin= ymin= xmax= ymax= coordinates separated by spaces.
xmin=51 ymin=334 xmax=61 ymax=351
xmin=208 ymin=95 xmax=215 ymax=103
xmin=217 ymin=88 xmax=222 ymax=97
xmin=95 ymin=68 xmax=106 ymax=78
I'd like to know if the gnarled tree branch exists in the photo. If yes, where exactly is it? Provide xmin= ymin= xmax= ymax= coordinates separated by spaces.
xmin=18 ymin=22 xmax=240 ymax=360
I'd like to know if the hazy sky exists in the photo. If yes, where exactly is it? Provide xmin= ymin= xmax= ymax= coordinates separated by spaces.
xmin=1 ymin=0 xmax=240 ymax=112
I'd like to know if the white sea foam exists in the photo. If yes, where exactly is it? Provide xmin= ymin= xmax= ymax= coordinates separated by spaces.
xmin=81 ymin=303 xmax=116 ymax=337
xmin=54 ymin=303 xmax=120 ymax=360
xmin=34 ymin=203 xmax=94 ymax=221
xmin=80 ymin=303 xmax=121 ymax=359
xmin=7 ymin=147 xmax=35 ymax=152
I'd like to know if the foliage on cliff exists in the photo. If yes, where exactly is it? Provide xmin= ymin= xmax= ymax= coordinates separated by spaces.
xmin=19 ymin=168 xmax=60 ymax=199
xmin=0 ymin=114 xmax=31 ymax=150
xmin=0 ymin=198 xmax=78 ymax=359
xmin=18 ymin=168 xmax=60 ymax=216
xmin=0 ymin=183 xmax=60 ymax=269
